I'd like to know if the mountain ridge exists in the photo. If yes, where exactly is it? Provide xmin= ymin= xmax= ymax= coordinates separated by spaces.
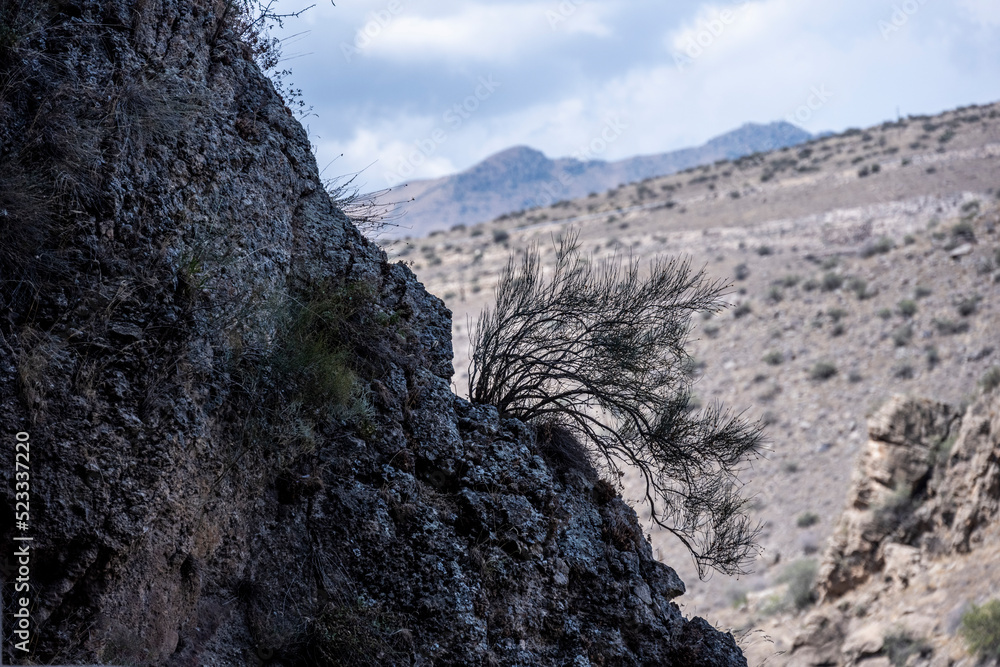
xmin=391 ymin=121 xmax=813 ymax=237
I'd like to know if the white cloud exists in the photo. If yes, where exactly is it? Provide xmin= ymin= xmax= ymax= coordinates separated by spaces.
xmin=316 ymin=124 xmax=458 ymax=189
xmin=360 ymin=3 xmax=612 ymax=62
xmin=273 ymin=0 xmax=1000 ymax=189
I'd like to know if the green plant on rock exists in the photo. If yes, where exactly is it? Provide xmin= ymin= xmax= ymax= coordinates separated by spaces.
xmin=980 ymin=366 xmax=1000 ymax=394
xmin=228 ymin=279 xmax=379 ymax=469
xmin=276 ymin=283 xmax=376 ymax=423
xmin=960 ymin=599 xmax=1000 ymax=661
xmin=299 ymin=600 xmax=410 ymax=666
xmin=882 ymin=630 xmax=931 ymax=667
xmin=469 ymin=231 xmax=765 ymax=576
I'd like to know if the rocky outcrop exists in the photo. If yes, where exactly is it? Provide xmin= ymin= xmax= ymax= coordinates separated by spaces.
xmin=818 ymin=395 xmax=960 ymax=599
xmin=0 ymin=1 xmax=745 ymax=664
xmin=781 ymin=390 xmax=1000 ymax=666
xmin=912 ymin=391 xmax=1000 ymax=555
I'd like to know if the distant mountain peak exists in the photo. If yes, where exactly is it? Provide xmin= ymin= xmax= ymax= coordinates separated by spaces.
xmin=392 ymin=121 xmax=814 ymax=237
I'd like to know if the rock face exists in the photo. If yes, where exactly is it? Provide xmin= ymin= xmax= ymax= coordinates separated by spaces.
xmin=0 ymin=2 xmax=745 ymax=665
xmin=818 ymin=396 xmax=961 ymax=599
xmin=782 ymin=390 xmax=1000 ymax=666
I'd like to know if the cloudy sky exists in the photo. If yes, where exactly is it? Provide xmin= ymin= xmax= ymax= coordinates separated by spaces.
xmin=268 ymin=0 xmax=1000 ymax=191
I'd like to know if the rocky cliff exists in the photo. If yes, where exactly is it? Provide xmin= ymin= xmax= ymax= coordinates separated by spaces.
xmin=0 ymin=1 xmax=746 ymax=664
xmin=772 ymin=390 xmax=1000 ymax=666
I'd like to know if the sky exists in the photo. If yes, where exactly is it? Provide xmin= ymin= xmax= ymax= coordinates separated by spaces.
xmin=266 ymin=0 xmax=1000 ymax=191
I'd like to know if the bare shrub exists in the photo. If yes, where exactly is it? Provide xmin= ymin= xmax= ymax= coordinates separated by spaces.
xmin=469 ymin=232 xmax=765 ymax=576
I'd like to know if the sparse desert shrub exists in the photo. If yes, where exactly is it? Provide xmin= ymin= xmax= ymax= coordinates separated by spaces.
xmin=959 ymin=599 xmax=1000 ymax=661
xmin=756 ymin=245 xmax=773 ymax=256
xmin=734 ymin=263 xmax=750 ymax=280
xmin=950 ymin=221 xmax=976 ymax=244
xmin=925 ymin=345 xmax=940 ymax=368
xmin=956 ymin=294 xmax=981 ymax=317
xmin=961 ymin=199 xmax=981 ymax=215
xmin=766 ymin=286 xmax=784 ymax=303
xmin=469 ymin=232 xmax=765 ymax=576
xmin=779 ymin=274 xmax=800 ymax=288
xmin=821 ymin=272 xmax=843 ymax=291
xmin=796 ymin=512 xmax=820 ymax=528
xmin=897 ymin=299 xmax=918 ymax=317
xmin=848 ymin=370 xmax=864 ymax=383
xmin=892 ymin=363 xmax=915 ymax=380
xmin=763 ymin=351 xmax=784 ymax=366
xmin=877 ymin=308 xmax=892 ymax=320
xmin=933 ymin=318 xmax=969 ymax=335
xmin=733 ymin=302 xmax=752 ymax=319
xmin=892 ymin=324 xmax=913 ymax=347
xmin=861 ymin=236 xmax=894 ymax=258
xmin=777 ymin=559 xmax=818 ymax=611
xmin=827 ymin=307 xmax=847 ymax=323
xmin=810 ymin=362 xmax=837 ymax=381
xmin=492 ymin=228 xmax=510 ymax=244
xmin=914 ymin=285 xmax=932 ymax=299
xmin=702 ymin=323 xmax=720 ymax=338
xmin=830 ymin=323 xmax=845 ymax=337
xmin=848 ymin=276 xmax=872 ymax=299
xmin=980 ymin=366 xmax=1000 ymax=394
xmin=802 ymin=278 xmax=819 ymax=291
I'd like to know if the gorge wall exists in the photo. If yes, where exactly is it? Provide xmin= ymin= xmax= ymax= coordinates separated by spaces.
xmin=0 ymin=1 xmax=746 ymax=664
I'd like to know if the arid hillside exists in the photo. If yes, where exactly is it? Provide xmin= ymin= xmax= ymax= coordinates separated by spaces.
xmin=385 ymin=99 xmax=1000 ymax=644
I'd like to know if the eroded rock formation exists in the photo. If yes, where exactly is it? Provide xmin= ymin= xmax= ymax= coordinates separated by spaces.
xmin=783 ymin=391 xmax=1000 ymax=666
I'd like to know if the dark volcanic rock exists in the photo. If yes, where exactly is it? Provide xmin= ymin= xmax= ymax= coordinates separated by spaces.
xmin=0 ymin=1 xmax=745 ymax=665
